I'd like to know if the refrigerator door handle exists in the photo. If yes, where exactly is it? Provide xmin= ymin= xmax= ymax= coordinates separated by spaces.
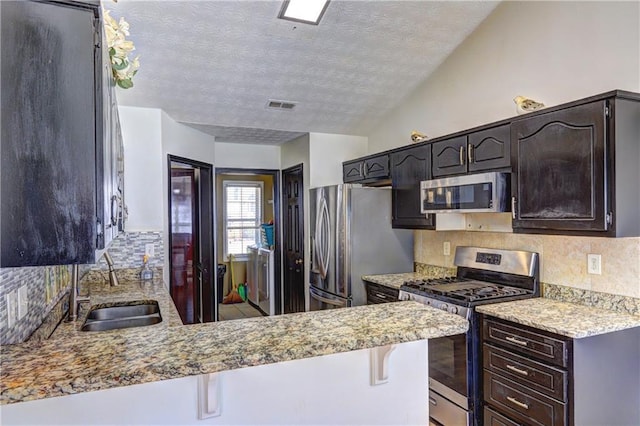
xmin=316 ymin=196 xmax=331 ymax=279
xmin=310 ymin=289 xmax=346 ymax=307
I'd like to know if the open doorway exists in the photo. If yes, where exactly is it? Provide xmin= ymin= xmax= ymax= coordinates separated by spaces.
xmin=168 ymin=155 xmax=214 ymax=324
xmin=215 ymin=168 xmax=281 ymax=320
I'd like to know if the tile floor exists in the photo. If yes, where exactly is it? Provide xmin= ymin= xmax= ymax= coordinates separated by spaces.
xmin=218 ymin=302 xmax=264 ymax=321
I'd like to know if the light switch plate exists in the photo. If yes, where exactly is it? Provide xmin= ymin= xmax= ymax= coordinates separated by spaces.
xmin=6 ymin=291 xmax=17 ymax=328
xmin=18 ymin=284 xmax=28 ymax=320
xmin=587 ymin=254 xmax=602 ymax=275
xmin=145 ymin=243 xmax=155 ymax=258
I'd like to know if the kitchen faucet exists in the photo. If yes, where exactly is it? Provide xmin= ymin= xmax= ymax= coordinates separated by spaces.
xmin=66 ymin=251 xmax=119 ymax=321
xmin=66 ymin=264 xmax=90 ymax=322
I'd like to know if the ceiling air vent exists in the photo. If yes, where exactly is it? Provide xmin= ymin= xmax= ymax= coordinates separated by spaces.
xmin=267 ymin=100 xmax=297 ymax=110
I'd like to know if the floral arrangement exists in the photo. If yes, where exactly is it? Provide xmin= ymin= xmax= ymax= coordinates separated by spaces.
xmin=103 ymin=9 xmax=139 ymax=89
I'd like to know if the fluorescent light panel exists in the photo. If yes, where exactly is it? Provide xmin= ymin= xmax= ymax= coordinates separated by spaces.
xmin=279 ymin=0 xmax=329 ymax=25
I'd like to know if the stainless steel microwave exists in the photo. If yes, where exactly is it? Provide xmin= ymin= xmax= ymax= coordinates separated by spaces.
xmin=420 ymin=172 xmax=510 ymax=214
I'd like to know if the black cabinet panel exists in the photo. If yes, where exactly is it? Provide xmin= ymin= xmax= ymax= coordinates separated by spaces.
xmin=1 ymin=1 xmax=99 ymax=266
xmin=342 ymin=155 xmax=389 ymax=184
xmin=431 ymin=136 xmax=467 ymax=177
xmin=468 ymin=124 xmax=511 ymax=172
xmin=342 ymin=160 xmax=364 ymax=183
xmin=511 ymin=101 xmax=608 ymax=233
xmin=390 ymin=145 xmax=435 ymax=229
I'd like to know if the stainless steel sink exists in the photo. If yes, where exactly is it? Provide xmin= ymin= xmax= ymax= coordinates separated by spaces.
xmin=81 ymin=301 xmax=162 ymax=332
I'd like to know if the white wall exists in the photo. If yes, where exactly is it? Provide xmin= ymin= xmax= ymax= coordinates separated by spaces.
xmin=118 ymin=106 xmax=164 ymax=231
xmin=308 ymin=133 xmax=368 ymax=188
xmin=214 ymin=142 xmax=280 ymax=169
xmin=368 ymin=1 xmax=640 ymax=153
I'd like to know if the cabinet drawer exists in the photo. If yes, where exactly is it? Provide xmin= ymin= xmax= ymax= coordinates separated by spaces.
xmin=484 ymin=344 xmax=567 ymax=401
xmin=484 ymin=370 xmax=567 ymax=426
xmin=484 ymin=406 xmax=523 ymax=426
xmin=365 ymin=282 xmax=399 ymax=304
xmin=484 ymin=318 xmax=570 ymax=368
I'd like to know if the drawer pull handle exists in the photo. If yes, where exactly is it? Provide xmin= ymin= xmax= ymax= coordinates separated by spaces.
xmin=375 ymin=293 xmax=387 ymax=299
xmin=506 ymin=396 xmax=529 ymax=410
xmin=506 ymin=336 xmax=528 ymax=346
xmin=429 ymin=397 xmax=437 ymax=406
xmin=506 ymin=364 xmax=529 ymax=376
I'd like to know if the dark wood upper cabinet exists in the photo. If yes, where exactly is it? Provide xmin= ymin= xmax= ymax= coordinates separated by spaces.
xmin=432 ymin=125 xmax=510 ymax=177
xmin=431 ymin=135 xmax=468 ymax=177
xmin=1 ymin=1 xmax=119 ymax=267
xmin=342 ymin=154 xmax=389 ymax=184
xmin=390 ymin=145 xmax=435 ymax=229
xmin=511 ymin=96 xmax=640 ymax=237
xmin=468 ymin=124 xmax=511 ymax=172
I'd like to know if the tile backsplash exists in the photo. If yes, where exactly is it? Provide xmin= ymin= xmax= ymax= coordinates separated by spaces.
xmin=415 ymin=231 xmax=640 ymax=299
xmin=0 ymin=231 xmax=164 ymax=345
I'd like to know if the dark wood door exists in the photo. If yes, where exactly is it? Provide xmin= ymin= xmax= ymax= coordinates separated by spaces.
xmin=511 ymin=100 xmax=608 ymax=233
xmin=431 ymin=135 xmax=468 ymax=177
xmin=197 ymin=166 xmax=215 ymax=322
xmin=282 ymin=164 xmax=305 ymax=314
xmin=390 ymin=145 xmax=435 ymax=229
xmin=468 ymin=124 xmax=511 ymax=172
xmin=1 ymin=1 xmax=99 ymax=267
xmin=168 ymin=156 xmax=215 ymax=324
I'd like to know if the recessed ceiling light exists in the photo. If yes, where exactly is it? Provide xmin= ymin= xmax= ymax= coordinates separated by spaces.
xmin=278 ymin=0 xmax=330 ymax=25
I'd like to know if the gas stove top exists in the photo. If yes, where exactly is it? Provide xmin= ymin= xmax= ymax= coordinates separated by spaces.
xmin=401 ymin=277 xmax=531 ymax=303
xmin=399 ymin=246 xmax=540 ymax=311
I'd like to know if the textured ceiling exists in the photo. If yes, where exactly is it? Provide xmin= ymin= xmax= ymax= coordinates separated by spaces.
xmin=108 ymin=1 xmax=499 ymax=145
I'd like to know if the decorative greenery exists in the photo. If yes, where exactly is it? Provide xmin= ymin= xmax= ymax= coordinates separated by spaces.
xmin=103 ymin=9 xmax=139 ymax=89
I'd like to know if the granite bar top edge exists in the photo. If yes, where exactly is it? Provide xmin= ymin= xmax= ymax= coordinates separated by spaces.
xmin=0 ymin=301 xmax=467 ymax=405
xmin=476 ymin=298 xmax=640 ymax=339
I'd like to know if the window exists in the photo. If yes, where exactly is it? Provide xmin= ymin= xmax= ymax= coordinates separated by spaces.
xmin=223 ymin=181 xmax=263 ymax=259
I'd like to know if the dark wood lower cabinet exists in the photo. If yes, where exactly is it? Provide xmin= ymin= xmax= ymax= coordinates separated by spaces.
xmin=364 ymin=281 xmax=398 ymax=304
xmin=481 ymin=315 xmax=640 ymax=426
xmin=485 ymin=406 xmax=523 ymax=426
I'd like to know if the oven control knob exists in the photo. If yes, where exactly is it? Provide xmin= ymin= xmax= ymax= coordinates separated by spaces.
xmin=440 ymin=303 xmax=448 ymax=312
xmin=448 ymin=305 xmax=459 ymax=314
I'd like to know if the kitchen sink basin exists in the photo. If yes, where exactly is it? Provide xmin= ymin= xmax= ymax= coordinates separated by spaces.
xmin=81 ymin=301 xmax=162 ymax=332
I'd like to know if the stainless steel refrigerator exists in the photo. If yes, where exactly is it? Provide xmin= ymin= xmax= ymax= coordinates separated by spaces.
xmin=309 ymin=184 xmax=414 ymax=310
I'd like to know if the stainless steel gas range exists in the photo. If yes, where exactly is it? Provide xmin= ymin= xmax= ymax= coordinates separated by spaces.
xmin=399 ymin=246 xmax=539 ymax=426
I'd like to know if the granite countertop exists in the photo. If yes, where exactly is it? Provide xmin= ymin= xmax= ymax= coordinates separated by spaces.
xmin=476 ymin=298 xmax=640 ymax=339
xmin=1 ymin=291 xmax=468 ymax=405
xmin=362 ymin=272 xmax=426 ymax=289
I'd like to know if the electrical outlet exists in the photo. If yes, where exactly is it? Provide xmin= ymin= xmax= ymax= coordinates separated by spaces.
xmin=6 ymin=291 xmax=17 ymax=328
xmin=145 ymin=243 xmax=155 ymax=258
xmin=443 ymin=241 xmax=451 ymax=256
xmin=17 ymin=284 xmax=28 ymax=320
xmin=587 ymin=254 xmax=602 ymax=275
